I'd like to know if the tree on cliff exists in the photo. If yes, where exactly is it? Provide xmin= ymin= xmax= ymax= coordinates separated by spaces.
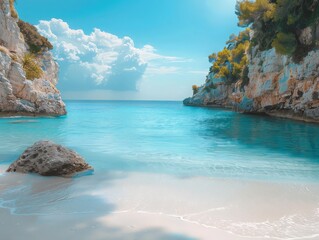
xmin=208 ymin=29 xmax=250 ymax=85
xmin=236 ymin=0 xmax=319 ymax=60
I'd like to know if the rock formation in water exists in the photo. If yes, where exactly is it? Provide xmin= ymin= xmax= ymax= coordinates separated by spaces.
xmin=184 ymin=1 xmax=319 ymax=123
xmin=7 ymin=141 xmax=93 ymax=177
xmin=0 ymin=0 xmax=66 ymax=116
xmin=184 ymin=47 xmax=319 ymax=122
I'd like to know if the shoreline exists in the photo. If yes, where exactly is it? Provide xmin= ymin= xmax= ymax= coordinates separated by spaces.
xmin=2 ymin=101 xmax=319 ymax=124
xmin=183 ymin=103 xmax=319 ymax=124
xmin=1 ymin=171 xmax=319 ymax=240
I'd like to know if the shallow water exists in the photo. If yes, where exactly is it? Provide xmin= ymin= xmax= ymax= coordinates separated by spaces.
xmin=1 ymin=100 xmax=319 ymax=181
xmin=1 ymin=101 xmax=319 ymax=240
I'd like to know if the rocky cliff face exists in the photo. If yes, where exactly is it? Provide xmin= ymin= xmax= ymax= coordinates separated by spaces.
xmin=0 ymin=0 xmax=66 ymax=116
xmin=184 ymin=45 xmax=319 ymax=123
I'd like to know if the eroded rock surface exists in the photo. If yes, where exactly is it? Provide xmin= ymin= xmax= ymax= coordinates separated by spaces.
xmin=7 ymin=141 xmax=93 ymax=177
xmin=0 ymin=0 xmax=66 ymax=116
xmin=184 ymin=47 xmax=319 ymax=123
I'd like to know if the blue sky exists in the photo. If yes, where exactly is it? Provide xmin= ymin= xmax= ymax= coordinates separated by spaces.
xmin=16 ymin=0 xmax=240 ymax=100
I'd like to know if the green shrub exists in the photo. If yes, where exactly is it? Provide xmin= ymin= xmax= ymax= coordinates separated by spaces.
xmin=208 ymin=30 xmax=250 ymax=84
xmin=192 ymin=85 xmax=199 ymax=95
xmin=236 ymin=0 xmax=319 ymax=59
xmin=272 ymin=32 xmax=297 ymax=55
xmin=18 ymin=20 xmax=53 ymax=54
xmin=236 ymin=0 xmax=275 ymax=28
xmin=208 ymin=53 xmax=217 ymax=63
xmin=22 ymin=54 xmax=43 ymax=80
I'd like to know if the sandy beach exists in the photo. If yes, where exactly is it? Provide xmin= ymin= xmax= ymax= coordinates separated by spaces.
xmin=1 ymin=169 xmax=319 ymax=240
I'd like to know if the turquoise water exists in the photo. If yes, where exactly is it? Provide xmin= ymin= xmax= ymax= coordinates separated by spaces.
xmin=1 ymin=100 xmax=319 ymax=182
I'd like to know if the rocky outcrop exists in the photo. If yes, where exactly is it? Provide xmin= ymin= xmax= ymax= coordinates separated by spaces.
xmin=184 ymin=76 xmax=235 ymax=108
xmin=0 ymin=0 xmax=66 ymax=116
xmin=184 ymin=46 xmax=319 ymax=123
xmin=6 ymin=141 xmax=93 ymax=177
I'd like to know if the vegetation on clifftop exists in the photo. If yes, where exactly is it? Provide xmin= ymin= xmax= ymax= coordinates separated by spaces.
xmin=193 ymin=0 xmax=319 ymax=93
xmin=18 ymin=20 xmax=49 ymax=79
xmin=192 ymin=85 xmax=199 ymax=95
xmin=5 ymin=0 xmax=54 ymax=80
xmin=0 ymin=0 xmax=53 ymax=80
xmin=208 ymin=29 xmax=250 ymax=85
xmin=18 ymin=20 xmax=53 ymax=54
xmin=236 ymin=0 xmax=319 ymax=60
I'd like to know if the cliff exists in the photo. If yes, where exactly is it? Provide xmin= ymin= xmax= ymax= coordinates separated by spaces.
xmin=184 ymin=47 xmax=319 ymax=123
xmin=184 ymin=1 xmax=319 ymax=123
xmin=0 ymin=0 xmax=66 ymax=116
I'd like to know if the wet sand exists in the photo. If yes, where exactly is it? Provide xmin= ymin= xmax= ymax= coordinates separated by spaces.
xmin=0 ymin=170 xmax=319 ymax=240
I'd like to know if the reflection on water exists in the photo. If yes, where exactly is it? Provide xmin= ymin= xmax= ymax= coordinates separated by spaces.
xmin=9 ymin=120 xmax=39 ymax=124
xmin=200 ymin=113 xmax=319 ymax=160
xmin=0 ymin=101 xmax=319 ymax=181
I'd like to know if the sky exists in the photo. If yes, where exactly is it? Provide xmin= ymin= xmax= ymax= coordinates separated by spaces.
xmin=16 ymin=0 xmax=240 ymax=100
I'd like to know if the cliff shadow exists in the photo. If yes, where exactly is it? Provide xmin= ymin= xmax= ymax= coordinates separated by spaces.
xmin=197 ymin=109 xmax=319 ymax=161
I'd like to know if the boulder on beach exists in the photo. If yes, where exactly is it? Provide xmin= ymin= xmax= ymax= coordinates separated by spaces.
xmin=6 ymin=141 xmax=93 ymax=177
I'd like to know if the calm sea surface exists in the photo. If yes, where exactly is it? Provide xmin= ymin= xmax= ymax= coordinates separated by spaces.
xmin=0 ymin=100 xmax=319 ymax=182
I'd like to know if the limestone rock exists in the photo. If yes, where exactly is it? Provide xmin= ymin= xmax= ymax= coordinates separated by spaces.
xmin=0 ymin=0 xmax=25 ymax=54
xmin=7 ymin=141 xmax=93 ymax=177
xmin=184 ymin=47 xmax=319 ymax=123
xmin=0 ymin=0 xmax=66 ymax=116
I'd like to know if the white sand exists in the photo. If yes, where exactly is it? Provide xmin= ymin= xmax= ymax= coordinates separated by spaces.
xmin=1 ymin=171 xmax=319 ymax=240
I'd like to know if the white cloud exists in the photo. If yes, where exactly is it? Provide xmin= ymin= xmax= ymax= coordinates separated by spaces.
xmin=137 ymin=45 xmax=189 ymax=63
xmin=36 ymin=18 xmax=182 ymax=91
xmin=146 ymin=66 xmax=180 ymax=75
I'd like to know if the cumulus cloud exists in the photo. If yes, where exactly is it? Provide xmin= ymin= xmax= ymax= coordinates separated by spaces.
xmin=36 ymin=19 xmax=182 ymax=91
